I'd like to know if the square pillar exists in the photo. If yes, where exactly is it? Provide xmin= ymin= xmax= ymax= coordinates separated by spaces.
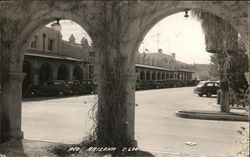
xmin=1 ymin=72 xmax=26 ymax=142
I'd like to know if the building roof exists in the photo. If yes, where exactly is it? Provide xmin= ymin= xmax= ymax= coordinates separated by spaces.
xmin=25 ymin=50 xmax=81 ymax=61
xmin=136 ymin=64 xmax=174 ymax=71
xmin=62 ymin=40 xmax=82 ymax=49
xmin=178 ymin=69 xmax=194 ymax=73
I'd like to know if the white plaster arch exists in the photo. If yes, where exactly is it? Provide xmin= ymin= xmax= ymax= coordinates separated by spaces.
xmin=18 ymin=9 xmax=93 ymax=70
xmin=134 ymin=1 xmax=248 ymax=58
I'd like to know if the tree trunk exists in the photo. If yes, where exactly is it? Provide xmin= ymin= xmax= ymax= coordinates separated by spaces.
xmin=220 ymin=90 xmax=230 ymax=113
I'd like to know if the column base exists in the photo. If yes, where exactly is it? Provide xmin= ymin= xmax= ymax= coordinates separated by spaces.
xmin=130 ymin=139 xmax=138 ymax=147
xmin=10 ymin=130 xmax=23 ymax=140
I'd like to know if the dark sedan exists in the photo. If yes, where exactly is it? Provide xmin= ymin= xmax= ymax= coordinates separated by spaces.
xmin=193 ymin=81 xmax=220 ymax=97
xmin=28 ymin=80 xmax=72 ymax=97
xmin=64 ymin=80 xmax=86 ymax=95
xmin=81 ymin=79 xmax=98 ymax=94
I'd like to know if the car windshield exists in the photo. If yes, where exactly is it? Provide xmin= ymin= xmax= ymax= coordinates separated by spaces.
xmin=66 ymin=81 xmax=79 ymax=85
xmin=197 ymin=82 xmax=204 ymax=87
xmin=53 ymin=82 xmax=63 ymax=85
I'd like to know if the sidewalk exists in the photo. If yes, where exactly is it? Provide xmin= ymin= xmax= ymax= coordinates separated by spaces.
xmin=0 ymin=139 xmax=215 ymax=157
xmin=176 ymin=103 xmax=249 ymax=122
xmin=0 ymin=139 xmax=57 ymax=157
xmin=1 ymin=139 xmax=234 ymax=157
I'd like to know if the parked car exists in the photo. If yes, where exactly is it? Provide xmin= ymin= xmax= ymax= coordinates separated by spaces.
xmin=81 ymin=79 xmax=98 ymax=94
xmin=64 ymin=80 xmax=86 ymax=95
xmin=28 ymin=80 xmax=72 ymax=96
xmin=193 ymin=81 xmax=220 ymax=97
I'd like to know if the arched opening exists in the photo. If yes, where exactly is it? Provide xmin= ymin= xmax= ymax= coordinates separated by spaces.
xmin=146 ymin=71 xmax=151 ymax=81
xmin=73 ymin=66 xmax=84 ymax=80
xmin=157 ymin=72 xmax=161 ymax=80
xmin=20 ymin=17 xmax=94 ymax=144
xmin=152 ymin=72 xmax=156 ymax=80
xmin=170 ymin=73 xmax=173 ymax=79
xmin=162 ymin=73 xmax=166 ymax=80
xmin=57 ymin=64 xmax=70 ymax=80
xmin=166 ymin=73 xmax=169 ymax=79
xmin=140 ymin=70 xmax=145 ymax=80
xmin=39 ymin=63 xmax=52 ymax=84
xmin=135 ymin=8 xmax=248 ymax=155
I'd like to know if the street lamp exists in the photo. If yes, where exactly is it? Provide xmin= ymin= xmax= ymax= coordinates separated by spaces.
xmin=51 ymin=19 xmax=62 ymax=32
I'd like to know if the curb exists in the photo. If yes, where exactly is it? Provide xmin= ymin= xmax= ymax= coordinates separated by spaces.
xmin=176 ymin=110 xmax=249 ymax=122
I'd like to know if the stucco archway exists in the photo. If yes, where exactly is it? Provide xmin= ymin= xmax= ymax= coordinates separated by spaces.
xmin=73 ymin=66 xmax=84 ymax=80
xmin=39 ymin=63 xmax=53 ymax=84
xmin=146 ymin=71 xmax=151 ymax=81
xmin=134 ymin=2 xmax=248 ymax=54
xmin=57 ymin=64 xmax=70 ymax=80
xmin=140 ymin=70 xmax=145 ymax=80
xmin=152 ymin=72 xmax=156 ymax=81
xmin=162 ymin=73 xmax=166 ymax=80
xmin=133 ymin=2 xmax=249 ymax=151
xmin=0 ymin=1 xmax=248 ymax=148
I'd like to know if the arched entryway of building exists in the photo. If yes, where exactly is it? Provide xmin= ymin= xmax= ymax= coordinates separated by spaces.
xmin=39 ymin=63 xmax=53 ymax=85
xmin=157 ymin=72 xmax=161 ymax=80
xmin=152 ymin=72 xmax=156 ymax=81
xmin=140 ymin=70 xmax=145 ymax=80
xmin=19 ymin=17 xmax=94 ymax=144
xmin=57 ymin=64 xmax=70 ymax=80
xmin=162 ymin=73 xmax=166 ymax=80
xmin=146 ymin=71 xmax=151 ymax=81
xmin=73 ymin=65 xmax=84 ymax=80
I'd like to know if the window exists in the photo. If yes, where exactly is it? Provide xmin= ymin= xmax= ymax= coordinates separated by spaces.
xmin=206 ymin=83 xmax=214 ymax=87
xmin=215 ymin=83 xmax=220 ymax=87
xmin=53 ymin=82 xmax=63 ymax=85
xmin=31 ymin=36 xmax=38 ymax=48
xmin=48 ymin=39 xmax=54 ymax=51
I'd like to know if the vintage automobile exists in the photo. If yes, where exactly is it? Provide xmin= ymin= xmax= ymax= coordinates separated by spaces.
xmin=81 ymin=79 xmax=98 ymax=94
xmin=193 ymin=81 xmax=220 ymax=97
xmin=28 ymin=80 xmax=72 ymax=96
xmin=64 ymin=80 xmax=86 ymax=95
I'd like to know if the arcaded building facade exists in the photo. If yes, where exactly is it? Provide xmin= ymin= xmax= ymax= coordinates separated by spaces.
xmin=22 ymin=27 xmax=94 ymax=91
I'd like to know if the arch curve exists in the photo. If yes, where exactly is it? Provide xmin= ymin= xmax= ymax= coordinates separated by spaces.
xmin=19 ymin=7 xmax=94 ymax=67
xmin=134 ymin=2 xmax=248 ymax=58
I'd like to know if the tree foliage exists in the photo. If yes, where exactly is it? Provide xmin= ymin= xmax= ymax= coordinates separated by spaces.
xmin=209 ymin=54 xmax=220 ymax=80
xmin=192 ymin=10 xmax=248 ymax=111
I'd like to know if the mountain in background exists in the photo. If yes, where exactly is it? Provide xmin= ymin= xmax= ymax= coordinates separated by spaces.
xmin=177 ymin=62 xmax=213 ymax=81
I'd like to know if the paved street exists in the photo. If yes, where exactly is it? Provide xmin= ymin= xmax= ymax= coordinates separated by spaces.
xmin=22 ymin=87 xmax=248 ymax=156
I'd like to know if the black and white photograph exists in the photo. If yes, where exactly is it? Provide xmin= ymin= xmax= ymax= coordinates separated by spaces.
xmin=0 ymin=1 xmax=249 ymax=157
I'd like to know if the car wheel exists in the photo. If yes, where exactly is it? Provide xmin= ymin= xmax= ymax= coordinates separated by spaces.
xmin=198 ymin=94 xmax=203 ymax=97
xmin=30 ymin=90 xmax=39 ymax=97
xmin=58 ymin=91 xmax=64 ymax=97
xmin=30 ymin=91 xmax=36 ymax=97
xmin=206 ymin=93 xmax=211 ymax=97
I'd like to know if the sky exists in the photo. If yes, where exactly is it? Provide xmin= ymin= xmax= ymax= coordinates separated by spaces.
xmin=48 ymin=12 xmax=211 ymax=64
xmin=47 ymin=20 xmax=92 ymax=45
xmin=139 ymin=12 xmax=211 ymax=64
